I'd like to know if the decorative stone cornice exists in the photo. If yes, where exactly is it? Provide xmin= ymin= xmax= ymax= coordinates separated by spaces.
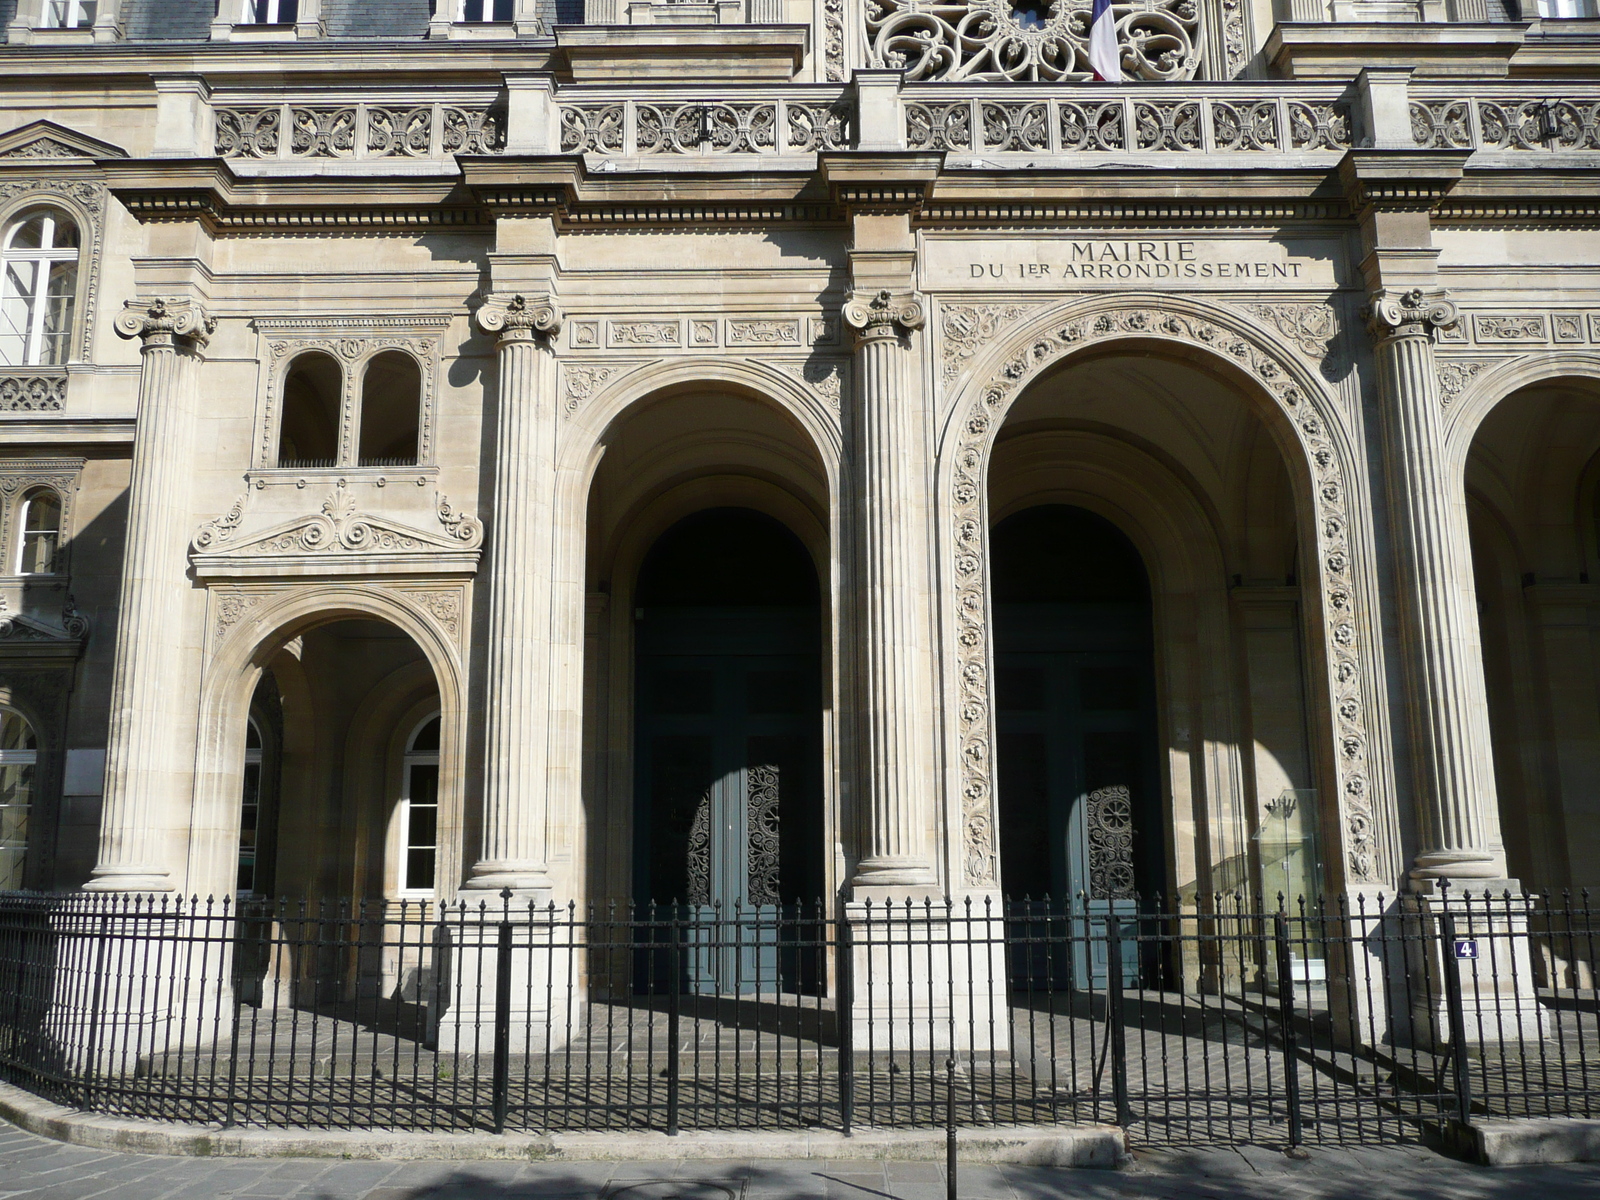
xmin=475 ymin=293 xmax=563 ymax=345
xmin=843 ymin=289 xmax=926 ymax=344
xmin=113 ymin=298 xmax=215 ymax=351
xmin=1365 ymin=288 xmax=1459 ymax=343
xmin=1337 ymin=149 xmax=1470 ymax=217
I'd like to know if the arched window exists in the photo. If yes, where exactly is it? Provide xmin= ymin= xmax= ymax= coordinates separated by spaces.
xmin=358 ymin=351 xmax=422 ymax=468
xmin=16 ymin=488 xmax=61 ymax=576
xmin=399 ymin=715 xmax=440 ymax=894
xmin=277 ymin=351 xmax=342 ymax=468
xmin=0 ymin=708 xmax=37 ymax=891
xmin=0 ymin=208 xmax=79 ymax=368
xmin=238 ymin=718 xmax=264 ymax=896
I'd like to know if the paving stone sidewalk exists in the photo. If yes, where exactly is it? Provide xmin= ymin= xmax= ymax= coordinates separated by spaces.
xmin=0 ymin=1121 xmax=1596 ymax=1200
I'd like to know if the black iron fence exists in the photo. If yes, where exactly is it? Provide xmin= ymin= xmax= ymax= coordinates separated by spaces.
xmin=0 ymin=888 xmax=1595 ymax=1146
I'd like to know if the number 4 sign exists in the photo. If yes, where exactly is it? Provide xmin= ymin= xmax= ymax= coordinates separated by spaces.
xmin=1453 ymin=939 xmax=1479 ymax=960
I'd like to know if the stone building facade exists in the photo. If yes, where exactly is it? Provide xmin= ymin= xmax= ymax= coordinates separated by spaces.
xmin=0 ymin=0 xmax=1595 ymax=989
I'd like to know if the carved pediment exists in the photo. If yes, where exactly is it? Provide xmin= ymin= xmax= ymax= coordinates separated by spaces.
xmin=0 ymin=120 xmax=128 ymax=161
xmin=190 ymin=484 xmax=483 ymax=580
xmin=0 ymin=604 xmax=88 ymax=659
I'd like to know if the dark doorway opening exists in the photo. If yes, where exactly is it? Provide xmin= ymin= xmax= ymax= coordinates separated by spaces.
xmin=633 ymin=507 xmax=825 ymax=995
xmin=992 ymin=505 xmax=1162 ymax=987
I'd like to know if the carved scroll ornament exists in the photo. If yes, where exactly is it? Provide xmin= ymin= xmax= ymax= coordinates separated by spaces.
xmin=114 ymin=297 xmax=215 ymax=350
xmin=476 ymin=293 xmax=563 ymax=344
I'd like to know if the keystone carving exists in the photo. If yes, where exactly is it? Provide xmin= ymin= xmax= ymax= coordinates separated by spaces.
xmin=113 ymin=297 xmax=215 ymax=350
xmin=475 ymin=293 xmax=562 ymax=343
xmin=843 ymin=290 xmax=926 ymax=342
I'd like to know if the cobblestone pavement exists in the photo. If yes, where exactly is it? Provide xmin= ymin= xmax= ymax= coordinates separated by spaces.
xmin=0 ymin=1122 xmax=1597 ymax=1200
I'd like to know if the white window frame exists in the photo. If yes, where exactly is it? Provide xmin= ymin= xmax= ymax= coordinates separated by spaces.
xmin=210 ymin=0 xmax=320 ymax=40
xmin=14 ymin=488 xmax=61 ymax=576
xmin=0 ymin=707 xmax=37 ymax=893
xmin=0 ymin=209 xmax=78 ymax=369
xmin=5 ymin=0 xmax=121 ymax=42
xmin=44 ymin=0 xmax=95 ymax=28
xmin=397 ymin=715 xmax=441 ymax=897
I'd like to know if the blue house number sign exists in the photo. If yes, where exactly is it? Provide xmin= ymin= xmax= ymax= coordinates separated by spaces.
xmin=1453 ymin=939 xmax=1479 ymax=960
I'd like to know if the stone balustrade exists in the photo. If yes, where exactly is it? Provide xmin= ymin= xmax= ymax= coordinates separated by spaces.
xmin=1411 ymin=89 xmax=1600 ymax=151
xmin=213 ymin=97 xmax=508 ymax=160
xmin=557 ymin=89 xmax=853 ymax=156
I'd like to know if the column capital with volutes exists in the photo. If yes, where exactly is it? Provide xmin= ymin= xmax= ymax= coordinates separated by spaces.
xmin=843 ymin=289 xmax=925 ymax=346
xmin=1364 ymin=287 xmax=1459 ymax=345
xmin=475 ymin=292 xmax=563 ymax=347
xmin=113 ymin=297 xmax=215 ymax=352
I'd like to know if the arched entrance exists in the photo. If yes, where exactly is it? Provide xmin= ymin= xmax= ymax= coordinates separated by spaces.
xmin=993 ymin=505 xmax=1160 ymax=911
xmin=632 ymin=508 xmax=824 ymax=993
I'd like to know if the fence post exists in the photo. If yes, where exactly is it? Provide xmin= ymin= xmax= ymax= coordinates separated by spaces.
xmin=1105 ymin=913 xmax=1132 ymax=1126
xmin=491 ymin=915 xmax=512 ymax=1135
xmin=79 ymin=904 xmax=112 ymax=1112
xmin=1438 ymin=905 xmax=1473 ymax=1129
xmin=1273 ymin=912 xmax=1304 ymax=1148
xmin=838 ymin=914 xmax=854 ymax=1137
xmin=945 ymin=1055 xmax=957 ymax=1200
xmin=666 ymin=909 xmax=681 ymax=1136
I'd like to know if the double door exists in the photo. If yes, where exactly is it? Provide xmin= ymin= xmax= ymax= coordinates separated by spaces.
xmin=996 ymin=605 xmax=1157 ymax=989
xmin=635 ymin=610 xmax=821 ymax=995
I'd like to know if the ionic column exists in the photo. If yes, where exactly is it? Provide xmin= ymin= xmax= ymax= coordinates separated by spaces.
xmin=463 ymin=293 xmax=562 ymax=897
xmin=1370 ymin=288 xmax=1499 ymax=881
xmin=844 ymin=289 xmax=938 ymax=891
xmin=86 ymin=298 xmax=214 ymax=893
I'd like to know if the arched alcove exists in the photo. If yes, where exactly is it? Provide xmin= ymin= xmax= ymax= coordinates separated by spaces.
xmin=278 ymin=351 xmax=342 ymax=468
xmin=358 ymin=351 xmax=422 ymax=467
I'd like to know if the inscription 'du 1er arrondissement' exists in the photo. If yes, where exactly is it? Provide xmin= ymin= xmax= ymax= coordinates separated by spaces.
xmin=922 ymin=237 xmax=1344 ymax=290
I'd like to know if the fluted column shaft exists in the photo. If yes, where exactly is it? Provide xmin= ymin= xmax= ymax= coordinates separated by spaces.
xmin=87 ymin=299 xmax=214 ymax=892
xmin=465 ymin=294 xmax=562 ymax=896
xmin=846 ymin=290 xmax=938 ymax=890
xmin=1371 ymin=288 xmax=1499 ymax=880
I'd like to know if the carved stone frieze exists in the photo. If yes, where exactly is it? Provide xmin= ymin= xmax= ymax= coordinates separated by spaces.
xmin=189 ymin=482 xmax=483 ymax=565
xmin=1242 ymin=302 xmax=1346 ymax=380
xmin=611 ymin=320 xmax=680 ymax=348
xmin=1437 ymin=358 xmax=1494 ymax=408
xmin=0 ymin=178 xmax=106 ymax=364
xmin=952 ymin=302 xmax=1381 ymax=886
xmin=778 ymin=359 xmax=847 ymax=412
xmin=728 ymin=319 xmax=801 ymax=346
xmin=824 ymin=0 xmax=845 ymax=81
xmin=940 ymin=304 xmax=1032 ymax=383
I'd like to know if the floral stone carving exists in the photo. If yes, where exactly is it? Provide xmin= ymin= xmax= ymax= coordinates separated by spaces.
xmin=866 ymin=0 xmax=1202 ymax=83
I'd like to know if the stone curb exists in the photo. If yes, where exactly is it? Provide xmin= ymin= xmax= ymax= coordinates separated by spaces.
xmin=1432 ymin=1116 xmax=1600 ymax=1166
xmin=0 ymin=1080 xmax=1126 ymax=1166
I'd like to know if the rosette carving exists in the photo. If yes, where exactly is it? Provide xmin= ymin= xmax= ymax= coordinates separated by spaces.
xmin=475 ymin=293 xmax=563 ymax=344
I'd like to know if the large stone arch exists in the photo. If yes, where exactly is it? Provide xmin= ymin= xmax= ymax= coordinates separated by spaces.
xmin=186 ymin=583 xmax=467 ymax=901
xmin=1444 ymin=352 xmax=1600 ymax=473
xmin=937 ymin=294 xmax=1392 ymax=894
xmin=549 ymin=359 xmax=845 ymax=903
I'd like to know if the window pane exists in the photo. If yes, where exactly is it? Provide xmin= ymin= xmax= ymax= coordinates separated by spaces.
xmin=409 ymin=717 xmax=441 ymax=753
xmin=42 ymin=260 xmax=76 ymax=366
xmin=6 ymin=217 xmax=44 ymax=252
xmin=0 ymin=761 xmax=33 ymax=891
xmin=406 ymin=848 xmax=435 ymax=891
xmin=408 ymin=801 xmax=437 ymax=848
xmin=0 ymin=261 xmax=37 ymax=367
xmin=0 ymin=711 xmax=37 ymax=752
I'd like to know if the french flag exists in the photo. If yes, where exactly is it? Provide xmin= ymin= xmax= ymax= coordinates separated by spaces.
xmin=1088 ymin=0 xmax=1122 ymax=82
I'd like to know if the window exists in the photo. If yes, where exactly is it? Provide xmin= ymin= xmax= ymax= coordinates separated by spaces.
xmin=358 ymin=351 xmax=422 ymax=468
xmin=458 ymin=0 xmax=513 ymax=19
xmin=277 ymin=351 xmax=342 ymax=468
xmin=0 ymin=709 xmax=36 ymax=892
xmin=44 ymin=0 xmax=97 ymax=27
xmin=16 ymin=489 xmax=60 ymax=576
xmin=245 ymin=0 xmax=298 ymax=22
xmin=238 ymin=719 xmax=263 ymax=896
xmin=399 ymin=716 xmax=440 ymax=894
xmin=0 ymin=209 xmax=79 ymax=368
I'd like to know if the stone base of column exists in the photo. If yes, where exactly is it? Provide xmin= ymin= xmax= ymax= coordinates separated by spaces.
xmin=1401 ymin=881 xmax=1548 ymax=1049
xmin=1323 ymin=886 xmax=1402 ymax=1051
xmin=431 ymin=906 xmax=582 ymax=1056
xmin=843 ymin=898 xmax=1009 ymax=1054
xmin=46 ymin=903 xmax=231 ymax=1076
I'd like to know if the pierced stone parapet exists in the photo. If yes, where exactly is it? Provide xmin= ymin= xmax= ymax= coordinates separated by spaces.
xmin=215 ymin=101 xmax=507 ymax=160
xmin=558 ymin=95 xmax=852 ymax=157
xmin=0 ymin=371 xmax=67 ymax=412
xmin=1411 ymin=92 xmax=1600 ymax=151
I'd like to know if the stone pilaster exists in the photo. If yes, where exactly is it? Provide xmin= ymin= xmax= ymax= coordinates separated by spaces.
xmin=463 ymin=293 xmax=563 ymax=898
xmin=1368 ymin=288 xmax=1499 ymax=881
xmin=86 ymin=298 xmax=214 ymax=893
xmin=844 ymin=289 xmax=938 ymax=893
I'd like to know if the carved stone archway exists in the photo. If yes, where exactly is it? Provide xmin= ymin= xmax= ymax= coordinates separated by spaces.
xmin=940 ymin=295 xmax=1388 ymax=894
